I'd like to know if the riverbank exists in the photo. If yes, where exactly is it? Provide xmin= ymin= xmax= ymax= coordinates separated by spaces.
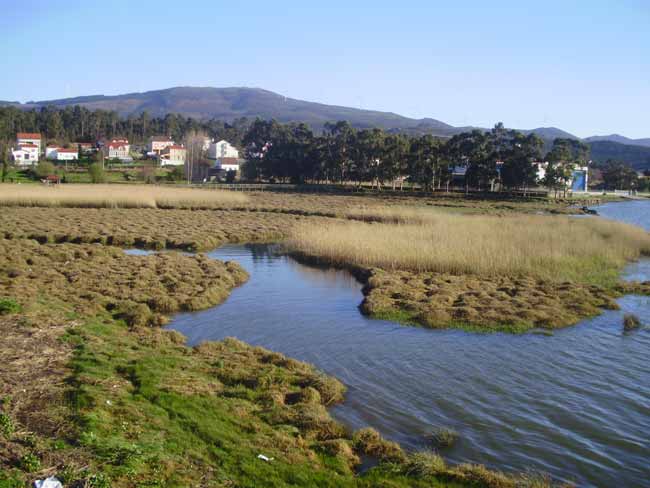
xmin=0 ymin=238 xmax=565 ymax=487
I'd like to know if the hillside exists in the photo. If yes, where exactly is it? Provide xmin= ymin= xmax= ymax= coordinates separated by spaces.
xmin=6 ymin=86 xmax=575 ymax=140
xmin=18 ymin=86 xmax=458 ymax=134
xmin=585 ymin=134 xmax=650 ymax=148
xmin=588 ymin=141 xmax=650 ymax=170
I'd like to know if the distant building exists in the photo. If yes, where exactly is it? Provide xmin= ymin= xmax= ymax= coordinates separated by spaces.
xmin=11 ymin=144 xmax=39 ymax=166
xmin=46 ymin=146 xmax=78 ymax=160
xmin=208 ymin=140 xmax=239 ymax=160
xmin=214 ymin=157 xmax=241 ymax=172
xmin=148 ymin=136 xmax=175 ymax=156
xmin=16 ymin=132 xmax=42 ymax=154
xmin=55 ymin=148 xmax=79 ymax=161
xmin=571 ymin=166 xmax=589 ymax=192
xmin=160 ymin=145 xmax=186 ymax=166
xmin=104 ymin=139 xmax=131 ymax=161
xmin=76 ymin=142 xmax=95 ymax=154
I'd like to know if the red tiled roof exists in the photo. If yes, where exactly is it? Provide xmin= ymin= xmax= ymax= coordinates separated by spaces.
xmin=108 ymin=142 xmax=128 ymax=149
xmin=57 ymin=148 xmax=78 ymax=153
xmin=17 ymin=132 xmax=41 ymax=139
xmin=19 ymin=143 xmax=38 ymax=148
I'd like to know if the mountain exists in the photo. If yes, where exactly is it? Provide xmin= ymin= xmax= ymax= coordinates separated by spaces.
xmin=588 ymin=141 xmax=650 ymax=171
xmin=585 ymin=134 xmax=650 ymax=148
xmin=520 ymin=127 xmax=579 ymax=140
xmin=16 ymin=86 xmax=458 ymax=134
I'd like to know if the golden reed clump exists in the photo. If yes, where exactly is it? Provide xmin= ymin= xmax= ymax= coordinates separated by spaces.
xmin=287 ymin=213 xmax=650 ymax=284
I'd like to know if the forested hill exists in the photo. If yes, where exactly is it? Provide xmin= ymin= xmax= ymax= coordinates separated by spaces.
xmin=3 ymin=86 xmax=576 ymax=140
xmin=8 ymin=87 xmax=458 ymax=135
xmin=589 ymin=141 xmax=650 ymax=170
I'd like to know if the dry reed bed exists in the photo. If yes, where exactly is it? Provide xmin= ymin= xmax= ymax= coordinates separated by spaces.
xmin=0 ymin=184 xmax=248 ymax=209
xmin=287 ymin=215 xmax=650 ymax=283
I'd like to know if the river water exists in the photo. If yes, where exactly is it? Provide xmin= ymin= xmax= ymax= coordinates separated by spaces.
xmin=166 ymin=200 xmax=650 ymax=487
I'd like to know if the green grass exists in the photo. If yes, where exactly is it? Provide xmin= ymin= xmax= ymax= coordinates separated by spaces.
xmin=56 ymin=314 xmax=471 ymax=487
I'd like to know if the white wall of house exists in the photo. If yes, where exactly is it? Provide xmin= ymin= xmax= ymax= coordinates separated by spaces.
xmin=208 ymin=140 xmax=239 ymax=159
xmin=160 ymin=146 xmax=186 ymax=166
xmin=56 ymin=150 xmax=79 ymax=161
xmin=12 ymin=146 xmax=39 ymax=166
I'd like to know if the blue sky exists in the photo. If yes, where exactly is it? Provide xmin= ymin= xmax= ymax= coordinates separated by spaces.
xmin=1 ymin=0 xmax=648 ymax=138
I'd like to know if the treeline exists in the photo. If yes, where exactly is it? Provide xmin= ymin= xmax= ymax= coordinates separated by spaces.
xmin=0 ymin=106 xmax=249 ymax=146
xmin=3 ymin=105 xmax=644 ymax=193
xmin=241 ymin=120 xmax=591 ymax=193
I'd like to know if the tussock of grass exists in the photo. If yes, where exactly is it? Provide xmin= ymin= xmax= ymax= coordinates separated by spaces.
xmin=287 ymin=215 xmax=650 ymax=285
xmin=623 ymin=313 xmax=641 ymax=331
xmin=0 ymin=183 xmax=248 ymax=209
xmin=427 ymin=428 xmax=458 ymax=449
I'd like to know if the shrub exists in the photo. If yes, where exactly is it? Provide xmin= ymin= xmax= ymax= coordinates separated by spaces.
xmin=0 ymin=298 xmax=21 ymax=315
xmin=623 ymin=313 xmax=641 ymax=331
xmin=88 ymin=163 xmax=106 ymax=184
xmin=35 ymin=161 xmax=56 ymax=178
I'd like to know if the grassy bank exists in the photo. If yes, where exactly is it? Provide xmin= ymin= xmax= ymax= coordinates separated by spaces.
xmin=0 ymin=184 xmax=248 ymax=209
xmin=0 ymin=238 xmax=564 ymax=487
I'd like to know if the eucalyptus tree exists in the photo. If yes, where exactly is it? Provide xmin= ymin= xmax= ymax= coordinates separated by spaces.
xmin=323 ymin=121 xmax=355 ymax=183
xmin=500 ymin=132 xmax=544 ymax=193
xmin=447 ymin=130 xmax=495 ymax=192
xmin=382 ymin=133 xmax=410 ymax=189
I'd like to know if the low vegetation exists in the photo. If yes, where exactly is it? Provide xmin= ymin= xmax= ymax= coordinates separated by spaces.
xmin=0 ymin=236 xmax=564 ymax=487
xmin=0 ymin=184 xmax=248 ymax=209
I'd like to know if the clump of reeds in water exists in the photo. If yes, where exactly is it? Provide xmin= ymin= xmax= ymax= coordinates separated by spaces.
xmin=427 ymin=427 xmax=459 ymax=449
xmin=623 ymin=313 xmax=641 ymax=331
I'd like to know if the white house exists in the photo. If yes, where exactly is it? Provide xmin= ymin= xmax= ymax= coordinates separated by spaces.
xmin=160 ymin=145 xmax=186 ymax=166
xmin=55 ymin=148 xmax=79 ymax=161
xmin=208 ymin=140 xmax=239 ymax=160
xmin=104 ymin=139 xmax=131 ymax=161
xmin=11 ymin=144 xmax=39 ymax=166
xmin=16 ymin=133 xmax=42 ymax=155
xmin=148 ymin=136 xmax=175 ymax=155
